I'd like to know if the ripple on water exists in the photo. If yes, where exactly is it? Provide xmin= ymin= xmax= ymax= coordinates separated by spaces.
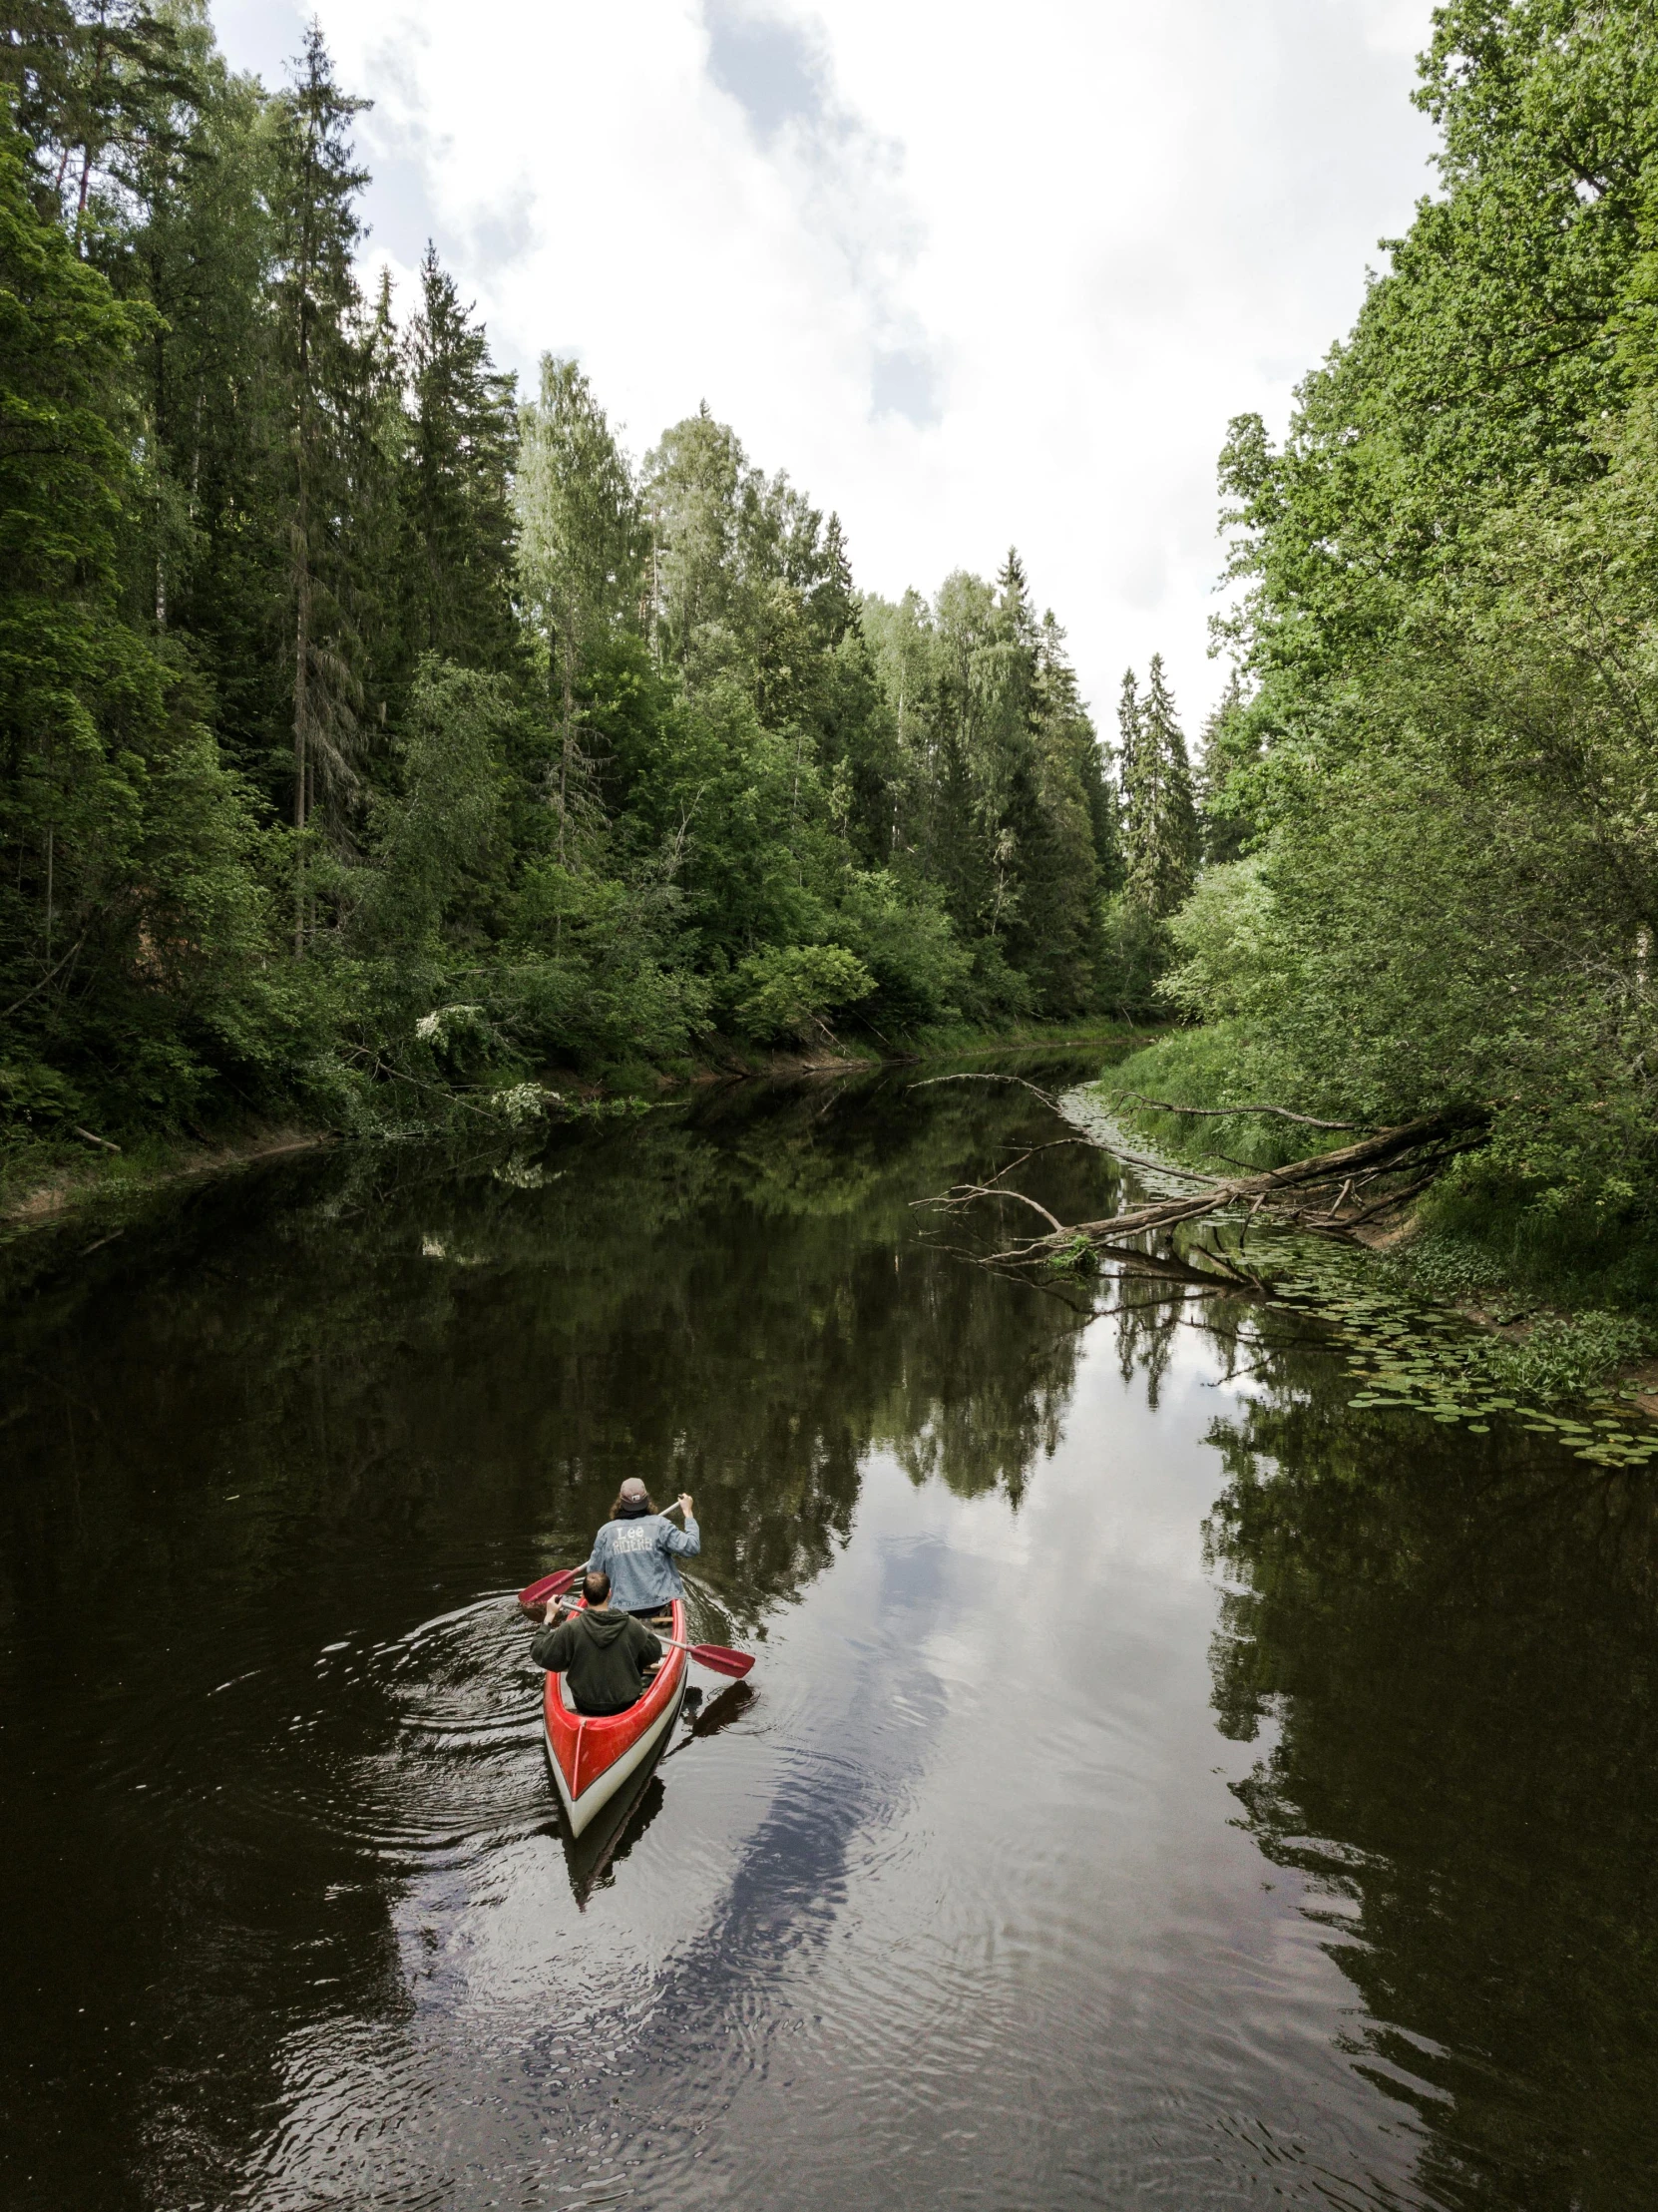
xmin=205 ymin=1596 xmax=563 ymax=1875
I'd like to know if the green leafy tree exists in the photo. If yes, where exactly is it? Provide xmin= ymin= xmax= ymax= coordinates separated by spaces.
xmin=1171 ymin=1 xmax=1658 ymax=1210
xmin=0 ymin=112 xmax=308 ymax=1135
xmin=730 ymin=941 xmax=875 ymax=1046
xmin=0 ymin=0 xmax=1134 ymax=1149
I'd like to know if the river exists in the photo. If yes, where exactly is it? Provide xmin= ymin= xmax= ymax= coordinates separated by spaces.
xmin=3 ymin=1056 xmax=1656 ymax=2210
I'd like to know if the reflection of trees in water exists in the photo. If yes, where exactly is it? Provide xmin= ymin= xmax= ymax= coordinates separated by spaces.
xmin=0 ymin=1063 xmax=1122 ymax=1636
xmin=1202 ymin=1376 xmax=1658 ymax=2206
xmin=1111 ymin=1278 xmax=1188 ymax=1408
xmin=0 ymin=1054 xmax=1212 ymax=2205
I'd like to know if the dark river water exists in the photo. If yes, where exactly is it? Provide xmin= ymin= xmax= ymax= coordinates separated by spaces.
xmin=5 ymin=1059 xmax=1658 ymax=2211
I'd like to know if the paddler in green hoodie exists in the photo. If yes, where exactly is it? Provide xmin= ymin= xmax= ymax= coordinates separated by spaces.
xmin=530 ymin=1569 xmax=662 ymax=1716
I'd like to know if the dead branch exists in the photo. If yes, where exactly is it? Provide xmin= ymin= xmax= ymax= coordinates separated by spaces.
xmin=2 ymin=934 xmax=87 ymax=1022
xmin=980 ymin=1136 xmax=1101 ymax=1186
xmin=1092 ymin=1143 xmax=1219 ymax=1184
xmin=1108 ymin=1088 xmax=1377 ymax=1131
xmin=945 ymin=1183 xmax=1067 ymax=1234
xmin=1341 ymin=1172 xmax=1436 ymax=1227
xmin=907 ymin=1067 xmax=1487 ymax=1268
xmin=945 ymin=1109 xmax=1489 ymax=1264
xmin=909 ymin=1072 xmax=1061 ymax=1112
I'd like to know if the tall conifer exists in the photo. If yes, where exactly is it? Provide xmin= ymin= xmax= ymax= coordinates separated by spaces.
xmin=1120 ymin=653 xmax=1198 ymax=917
xmin=399 ymin=244 xmax=518 ymax=687
xmin=516 ymin=356 xmax=643 ymax=861
xmin=267 ymin=25 xmax=368 ymax=898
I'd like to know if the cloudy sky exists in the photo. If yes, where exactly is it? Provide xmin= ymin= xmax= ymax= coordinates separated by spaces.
xmin=212 ymin=0 xmax=1438 ymax=733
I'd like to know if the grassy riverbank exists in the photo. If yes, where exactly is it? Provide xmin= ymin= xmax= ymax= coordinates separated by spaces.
xmin=1093 ymin=1023 xmax=1658 ymax=1409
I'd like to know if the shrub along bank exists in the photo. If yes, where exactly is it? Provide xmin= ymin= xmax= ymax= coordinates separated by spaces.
xmin=1108 ymin=5 xmax=1658 ymax=1389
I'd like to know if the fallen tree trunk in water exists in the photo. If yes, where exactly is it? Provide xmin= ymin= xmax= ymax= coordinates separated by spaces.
xmin=916 ymin=1090 xmax=1491 ymax=1263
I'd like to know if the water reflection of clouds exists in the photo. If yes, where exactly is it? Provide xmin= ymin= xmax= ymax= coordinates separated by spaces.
xmin=31 ymin=1073 xmax=1463 ymax=2210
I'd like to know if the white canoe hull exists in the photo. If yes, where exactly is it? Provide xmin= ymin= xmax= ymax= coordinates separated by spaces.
xmin=544 ymin=1670 xmax=685 ymax=1837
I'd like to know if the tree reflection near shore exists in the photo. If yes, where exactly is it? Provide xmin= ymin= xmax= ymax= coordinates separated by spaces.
xmin=1198 ymin=1337 xmax=1658 ymax=2208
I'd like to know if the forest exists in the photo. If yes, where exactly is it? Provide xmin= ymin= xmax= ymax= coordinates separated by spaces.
xmin=15 ymin=0 xmax=1645 ymax=1288
xmin=0 ymin=2 xmax=1215 ymax=1164
xmin=1121 ymin=0 xmax=1658 ymax=1294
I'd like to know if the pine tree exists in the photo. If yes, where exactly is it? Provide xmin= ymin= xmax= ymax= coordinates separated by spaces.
xmin=1120 ymin=653 xmax=1198 ymax=917
xmin=10 ymin=0 xmax=196 ymax=239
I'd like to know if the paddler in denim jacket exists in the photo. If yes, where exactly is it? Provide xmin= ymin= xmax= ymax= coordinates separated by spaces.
xmin=584 ymin=1478 xmax=699 ymax=1615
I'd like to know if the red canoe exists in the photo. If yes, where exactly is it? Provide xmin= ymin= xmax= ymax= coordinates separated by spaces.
xmin=543 ymin=1598 xmax=687 ymax=1838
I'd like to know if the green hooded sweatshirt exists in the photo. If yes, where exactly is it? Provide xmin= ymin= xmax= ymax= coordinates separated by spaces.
xmin=530 ymin=1607 xmax=662 ymax=1716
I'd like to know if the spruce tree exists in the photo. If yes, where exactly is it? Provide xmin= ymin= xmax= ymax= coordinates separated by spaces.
xmin=97 ymin=34 xmax=287 ymax=775
xmin=810 ymin=512 xmax=856 ymax=649
xmin=1047 ymin=614 xmax=1120 ymax=897
xmin=337 ymin=265 xmax=408 ymax=760
xmin=0 ymin=105 xmax=159 ymax=1002
xmin=398 ymin=243 xmax=519 ymax=688
xmin=267 ymin=25 xmax=368 ymax=897
xmin=0 ymin=111 xmax=283 ymax=1128
xmin=1024 ymin=612 xmax=1107 ymax=1009
xmin=1195 ymin=666 xmax=1259 ymax=864
xmin=974 ymin=547 xmax=1041 ymax=946
xmin=1120 ymin=653 xmax=1198 ymax=917
xmin=516 ymin=355 xmax=643 ymax=861
xmin=1116 ymin=664 xmax=1145 ymax=870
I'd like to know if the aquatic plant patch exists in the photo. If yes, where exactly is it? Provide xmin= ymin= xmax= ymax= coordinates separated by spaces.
xmin=1251 ymin=1245 xmax=1658 ymax=1468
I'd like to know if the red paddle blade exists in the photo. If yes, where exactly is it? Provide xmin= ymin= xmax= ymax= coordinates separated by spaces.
xmin=687 ymin=1642 xmax=755 ymax=1679
xmin=518 ymin=1566 xmax=580 ymax=1615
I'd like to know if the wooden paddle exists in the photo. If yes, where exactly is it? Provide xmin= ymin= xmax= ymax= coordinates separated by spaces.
xmin=517 ymin=1573 xmax=755 ymax=1681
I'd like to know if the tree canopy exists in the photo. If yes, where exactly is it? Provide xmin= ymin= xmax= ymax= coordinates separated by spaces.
xmin=0 ymin=12 xmax=1144 ymax=1154
xmin=1186 ymin=0 xmax=1658 ymax=1213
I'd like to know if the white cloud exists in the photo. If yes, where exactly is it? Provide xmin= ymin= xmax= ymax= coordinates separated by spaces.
xmin=211 ymin=0 xmax=1438 ymax=737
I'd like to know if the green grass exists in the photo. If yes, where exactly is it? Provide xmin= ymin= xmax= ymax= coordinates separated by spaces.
xmin=1090 ymin=1021 xmax=1338 ymax=1173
